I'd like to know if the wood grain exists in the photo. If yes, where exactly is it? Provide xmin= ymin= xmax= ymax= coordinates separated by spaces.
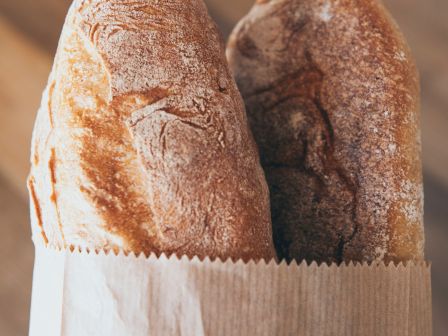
xmin=206 ymin=0 xmax=252 ymax=36
xmin=0 ymin=0 xmax=70 ymax=54
xmin=0 ymin=176 xmax=34 ymax=336
xmin=0 ymin=16 xmax=52 ymax=196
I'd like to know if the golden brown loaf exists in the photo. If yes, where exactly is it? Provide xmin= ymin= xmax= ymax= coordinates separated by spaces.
xmin=227 ymin=0 xmax=424 ymax=263
xmin=28 ymin=0 xmax=276 ymax=262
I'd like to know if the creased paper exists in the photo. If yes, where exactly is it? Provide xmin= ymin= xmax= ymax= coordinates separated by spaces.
xmin=29 ymin=244 xmax=432 ymax=336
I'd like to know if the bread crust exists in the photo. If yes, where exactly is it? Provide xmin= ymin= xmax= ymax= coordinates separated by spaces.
xmin=227 ymin=0 xmax=424 ymax=263
xmin=29 ymin=0 xmax=275 ymax=261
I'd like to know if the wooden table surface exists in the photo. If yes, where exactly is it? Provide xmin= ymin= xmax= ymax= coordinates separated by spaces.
xmin=0 ymin=0 xmax=446 ymax=335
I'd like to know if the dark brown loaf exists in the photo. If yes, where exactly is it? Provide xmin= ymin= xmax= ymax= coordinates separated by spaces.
xmin=28 ymin=0 xmax=276 ymax=262
xmin=227 ymin=0 xmax=424 ymax=263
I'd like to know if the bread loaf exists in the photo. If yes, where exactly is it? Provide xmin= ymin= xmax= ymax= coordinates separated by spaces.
xmin=28 ymin=0 xmax=275 ymax=262
xmin=227 ymin=0 xmax=424 ymax=263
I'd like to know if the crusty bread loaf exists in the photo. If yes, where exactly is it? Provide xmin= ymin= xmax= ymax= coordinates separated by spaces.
xmin=227 ymin=0 xmax=424 ymax=263
xmin=28 ymin=0 xmax=275 ymax=262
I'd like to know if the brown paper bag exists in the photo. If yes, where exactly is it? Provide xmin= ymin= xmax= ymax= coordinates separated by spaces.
xmin=29 ymin=243 xmax=432 ymax=336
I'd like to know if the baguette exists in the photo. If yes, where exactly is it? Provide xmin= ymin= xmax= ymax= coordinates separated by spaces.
xmin=28 ymin=0 xmax=275 ymax=262
xmin=227 ymin=0 xmax=424 ymax=263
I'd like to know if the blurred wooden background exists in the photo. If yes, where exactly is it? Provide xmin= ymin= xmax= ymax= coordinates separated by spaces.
xmin=0 ymin=0 xmax=446 ymax=334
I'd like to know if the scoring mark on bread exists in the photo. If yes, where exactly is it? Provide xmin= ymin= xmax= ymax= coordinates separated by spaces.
xmin=33 ymin=153 xmax=39 ymax=166
xmin=128 ymin=104 xmax=213 ymax=171
xmin=28 ymin=177 xmax=49 ymax=244
xmin=48 ymin=148 xmax=66 ymax=244
xmin=48 ymin=81 xmax=56 ymax=128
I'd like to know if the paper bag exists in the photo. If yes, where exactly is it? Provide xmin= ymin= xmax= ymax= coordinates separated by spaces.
xmin=29 ymin=244 xmax=432 ymax=336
